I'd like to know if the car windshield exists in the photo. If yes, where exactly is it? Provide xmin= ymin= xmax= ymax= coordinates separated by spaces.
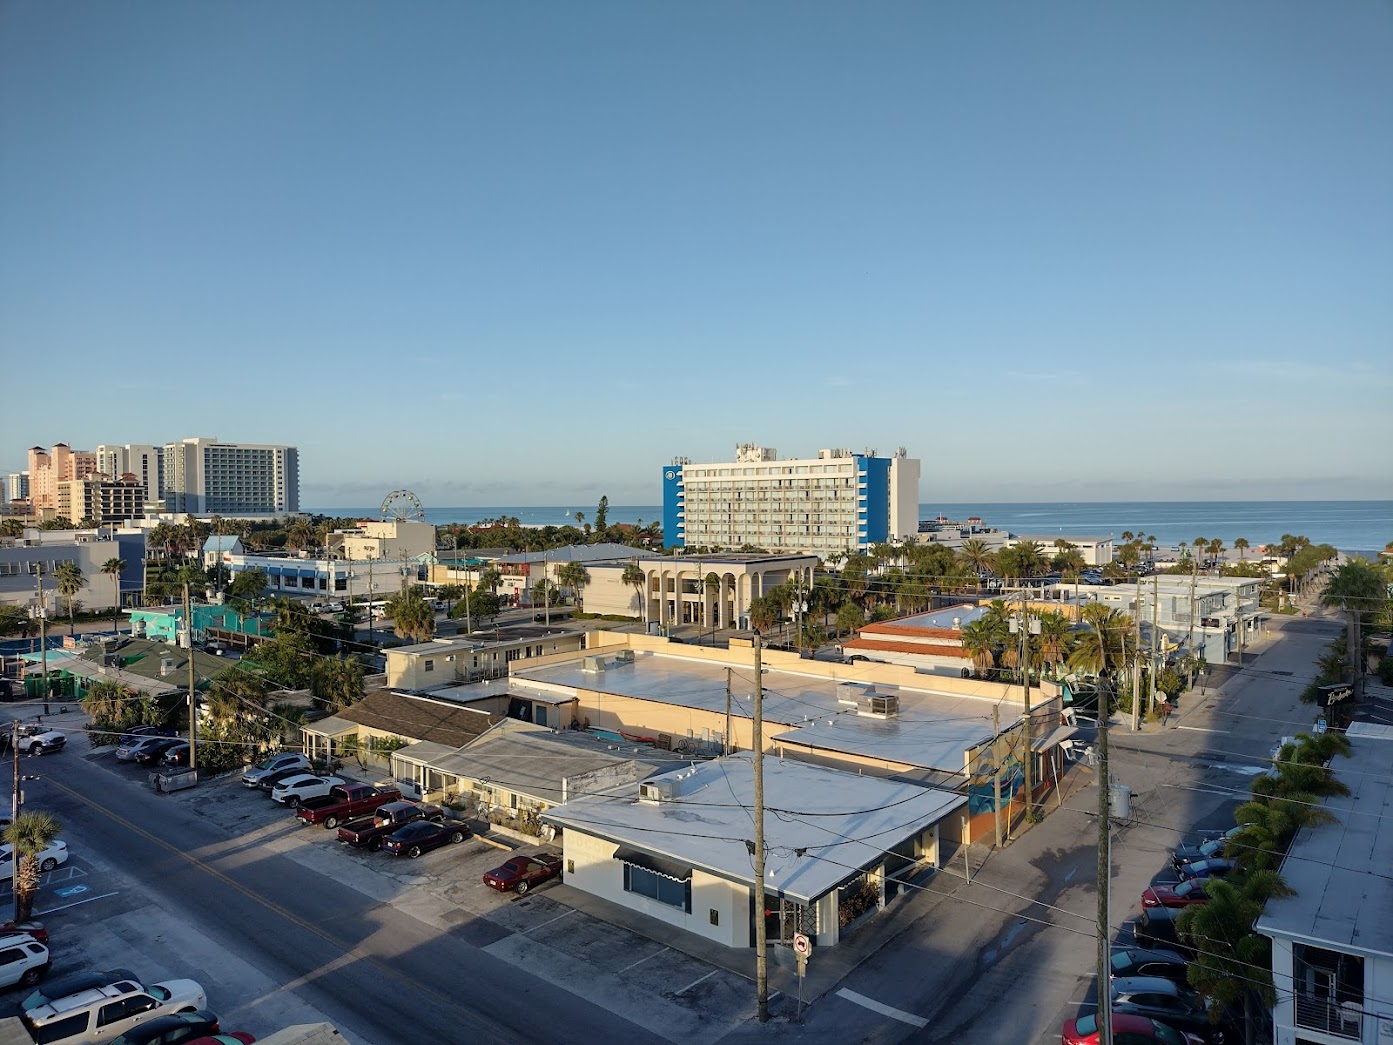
xmin=255 ymin=757 xmax=277 ymax=770
xmin=1110 ymin=951 xmax=1132 ymax=971
xmin=150 ymin=985 xmax=171 ymax=1000
xmin=1072 ymin=1014 xmax=1097 ymax=1035
xmin=1152 ymin=1022 xmax=1187 ymax=1045
xmin=1175 ymin=880 xmax=1196 ymax=897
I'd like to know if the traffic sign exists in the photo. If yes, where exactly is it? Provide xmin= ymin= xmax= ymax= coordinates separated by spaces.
xmin=793 ymin=932 xmax=812 ymax=956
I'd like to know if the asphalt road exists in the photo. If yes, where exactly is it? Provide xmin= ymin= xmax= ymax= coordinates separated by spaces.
xmin=17 ymin=743 xmax=665 ymax=1045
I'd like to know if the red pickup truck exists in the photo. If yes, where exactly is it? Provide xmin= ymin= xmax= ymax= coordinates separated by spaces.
xmin=337 ymin=801 xmax=445 ymax=851
xmin=294 ymin=782 xmax=402 ymax=828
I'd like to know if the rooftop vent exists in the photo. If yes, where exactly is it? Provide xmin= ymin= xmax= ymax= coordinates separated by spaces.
xmin=159 ymin=656 xmax=176 ymax=677
xmin=581 ymin=656 xmax=605 ymax=673
xmin=615 ymin=650 xmax=635 ymax=665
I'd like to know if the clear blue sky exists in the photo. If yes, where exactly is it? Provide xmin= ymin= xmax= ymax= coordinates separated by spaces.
xmin=2 ymin=2 xmax=1390 ymax=508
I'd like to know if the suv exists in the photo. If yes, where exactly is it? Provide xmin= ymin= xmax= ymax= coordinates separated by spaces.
xmin=20 ymin=977 xmax=207 ymax=1045
xmin=16 ymin=723 xmax=65 ymax=756
xmin=241 ymin=752 xmax=312 ymax=789
xmin=270 ymin=774 xmax=344 ymax=808
xmin=0 ymin=933 xmax=50 ymax=990
xmin=1112 ymin=976 xmax=1227 ymax=1043
xmin=21 ymin=968 xmax=139 ymax=1013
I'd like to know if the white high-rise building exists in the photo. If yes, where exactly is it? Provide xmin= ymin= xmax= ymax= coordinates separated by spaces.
xmin=663 ymin=445 xmax=920 ymax=556
xmin=162 ymin=437 xmax=299 ymax=516
xmin=5 ymin=472 xmax=28 ymax=503
xmin=94 ymin=444 xmax=163 ymax=505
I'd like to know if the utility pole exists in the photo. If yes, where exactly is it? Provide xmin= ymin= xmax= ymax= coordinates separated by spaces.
xmin=11 ymin=721 xmax=19 ymax=917
xmin=992 ymin=704 xmax=1004 ymax=847
xmin=753 ymin=634 xmax=769 ymax=1022
xmin=725 ymin=667 xmax=733 ymax=755
xmin=1150 ymin=573 xmax=1159 ymax=717
xmin=183 ymin=583 xmax=197 ymax=772
xmin=1010 ymin=604 xmax=1037 ymax=822
xmin=1096 ymin=690 xmax=1113 ymax=1045
xmin=1187 ymin=558 xmax=1198 ymax=685
xmin=1131 ymin=576 xmax=1141 ymax=732
xmin=35 ymin=565 xmax=50 ymax=715
xmin=543 ymin=550 xmax=550 ymax=626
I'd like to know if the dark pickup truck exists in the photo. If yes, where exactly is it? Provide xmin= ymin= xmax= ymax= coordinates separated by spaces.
xmin=294 ymin=782 xmax=402 ymax=829
xmin=337 ymin=800 xmax=446 ymax=851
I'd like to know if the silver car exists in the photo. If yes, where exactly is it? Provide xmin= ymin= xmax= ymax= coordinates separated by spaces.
xmin=116 ymin=735 xmax=170 ymax=762
xmin=241 ymin=752 xmax=312 ymax=788
xmin=271 ymin=774 xmax=345 ymax=807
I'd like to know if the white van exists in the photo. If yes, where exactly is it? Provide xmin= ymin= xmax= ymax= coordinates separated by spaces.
xmin=20 ymin=977 xmax=206 ymax=1044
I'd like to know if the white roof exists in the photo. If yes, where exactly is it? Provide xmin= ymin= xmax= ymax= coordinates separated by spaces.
xmin=544 ymin=757 xmax=966 ymax=903
xmin=1255 ymin=737 xmax=1393 ymax=959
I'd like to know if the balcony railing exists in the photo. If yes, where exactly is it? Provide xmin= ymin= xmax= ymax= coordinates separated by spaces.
xmin=1295 ymin=994 xmax=1361 ymax=1039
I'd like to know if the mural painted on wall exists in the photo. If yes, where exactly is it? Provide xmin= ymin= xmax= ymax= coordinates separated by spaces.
xmin=964 ymin=702 xmax=1063 ymax=814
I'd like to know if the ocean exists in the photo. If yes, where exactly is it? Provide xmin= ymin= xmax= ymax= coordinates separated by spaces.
xmin=310 ymin=501 xmax=1391 ymax=557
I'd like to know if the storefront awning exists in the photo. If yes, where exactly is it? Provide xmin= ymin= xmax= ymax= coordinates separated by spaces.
xmin=614 ymin=847 xmax=693 ymax=883
xmin=1032 ymin=725 xmax=1080 ymax=753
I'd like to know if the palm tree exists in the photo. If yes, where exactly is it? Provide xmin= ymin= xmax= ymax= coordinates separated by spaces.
xmin=0 ymin=519 xmax=23 ymax=539
xmin=1321 ymin=561 xmax=1387 ymax=703
xmin=1233 ymin=537 xmax=1250 ymax=562
xmin=101 ymin=557 xmax=126 ymax=634
xmin=388 ymin=586 xmax=435 ymax=643
xmin=310 ymin=654 xmax=365 ymax=713
xmin=959 ymin=539 xmax=995 ymax=584
xmin=748 ymin=594 xmax=779 ymax=635
xmin=960 ymin=619 xmax=998 ymax=676
xmin=1067 ymin=605 xmax=1134 ymax=678
xmin=621 ymin=560 xmax=647 ymax=621
xmin=556 ymin=561 xmax=591 ymax=612
xmin=5 ymin=811 xmax=62 ymax=920
xmin=53 ymin=560 xmax=84 ymax=636
xmin=1035 ymin=612 xmax=1073 ymax=677
xmin=80 ymin=679 xmax=136 ymax=729
xmin=1209 ymin=538 xmax=1225 ymax=572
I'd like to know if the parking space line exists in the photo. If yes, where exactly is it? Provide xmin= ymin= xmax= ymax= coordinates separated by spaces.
xmin=674 ymin=969 xmax=717 ymax=996
xmin=35 ymin=892 xmax=119 ymax=916
xmin=522 ymin=908 xmax=575 ymax=934
xmin=619 ymin=946 xmax=668 ymax=973
xmin=837 ymin=988 xmax=929 ymax=1028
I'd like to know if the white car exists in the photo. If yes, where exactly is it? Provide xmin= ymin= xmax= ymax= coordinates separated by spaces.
xmin=20 ymin=977 xmax=206 ymax=1044
xmin=270 ymin=774 xmax=345 ymax=808
xmin=0 ymin=841 xmax=68 ymax=881
xmin=16 ymin=724 xmax=66 ymax=756
xmin=0 ymin=934 xmax=50 ymax=989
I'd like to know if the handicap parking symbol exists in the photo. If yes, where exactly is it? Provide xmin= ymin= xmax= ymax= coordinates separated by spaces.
xmin=53 ymin=885 xmax=88 ymax=898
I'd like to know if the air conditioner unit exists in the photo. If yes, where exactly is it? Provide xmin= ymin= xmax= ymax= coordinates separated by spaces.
xmin=863 ymin=694 xmax=900 ymax=719
xmin=581 ymin=656 xmax=604 ymax=673
xmin=615 ymin=650 xmax=635 ymax=665
xmin=159 ymin=657 xmax=176 ymax=677
xmin=639 ymin=779 xmax=678 ymax=804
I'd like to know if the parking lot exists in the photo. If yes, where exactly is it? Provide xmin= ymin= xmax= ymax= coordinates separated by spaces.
xmin=14 ymin=735 xmax=764 ymax=1043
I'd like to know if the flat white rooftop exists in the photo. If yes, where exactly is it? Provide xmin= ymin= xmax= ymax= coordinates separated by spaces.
xmin=544 ymin=756 xmax=966 ymax=903
xmin=515 ymin=650 xmax=1027 ymax=773
xmin=1255 ymin=736 xmax=1393 ymax=960
xmin=868 ymin=603 xmax=986 ymax=631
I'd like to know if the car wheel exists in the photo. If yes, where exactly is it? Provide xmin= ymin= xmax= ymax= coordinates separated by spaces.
xmin=27 ymin=744 xmax=41 ymax=756
xmin=39 ymin=858 xmax=57 ymax=872
xmin=407 ymin=846 xmax=422 ymax=859
xmin=285 ymin=796 xmax=300 ymax=808
xmin=323 ymin=816 xmax=338 ymax=829
xmin=516 ymin=880 xmax=530 ymax=896
xmin=368 ymin=837 xmax=382 ymax=852
xmin=449 ymin=830 xmax=463 ymax=844
xmin=19 ymin=968 xmax=42 ymax=987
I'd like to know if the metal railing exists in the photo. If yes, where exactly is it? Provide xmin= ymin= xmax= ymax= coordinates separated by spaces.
xmin=1294 ymin=994 xmax=1361 ymax=1039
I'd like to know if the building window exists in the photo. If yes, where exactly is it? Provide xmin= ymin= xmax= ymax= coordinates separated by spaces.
xmin=623 ymin=863 xmax=691 ymax=911
xmin=424 ymin=660 xmax=434 ymax=672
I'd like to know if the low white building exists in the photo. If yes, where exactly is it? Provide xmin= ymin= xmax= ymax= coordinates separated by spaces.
xmin=544 ymin=757 xmax=966 ymax=950
xmin=841 ymin=603 xmax=988 ymax=676
xmin=1257 ymin=727 xmax=1393 ymax=1044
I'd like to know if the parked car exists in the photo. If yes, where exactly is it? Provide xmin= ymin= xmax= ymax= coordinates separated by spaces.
xmin=256 ymin=765 xmax=320 ymax=795
xmin=117 ymin=736 xmax=178 ymax=763
xmin=117 ymin=726 xmax=178 ymax=746
xmin=294 ymin=783 xmax=402 ymax=829
xmin=16 ymin=723 xmax=66 ymax=755
xmin=161 ymin=743 xmax=192 ymax=768
xmin=337 ymin=802 xmax=444 ymax=851
xmin=0 ymin=934 xmax=50 ymax=990
xmin=108 ymin=1009 xmax=222 ymax=1044
xmin=1194 ymin=825 xmax=1244 ymax=844
xmin=1171 ymin=836 xmax=1232 ymax=870
xmin=381 ymin=819 xmax=469 ymax=859
xmin=270 ymin=774 xmax=345 ymax=808
xmin=1132 ymin=906 xmax=1195 ymax=956
xmin=241 ymin=752 xmax=312 ymax=789
xmin=134 ymin=738 xmax=183 ymax=766
xmin=482 ymin=855 xmax=563 ymax=895
xmin=186 ymin=1036 xmax=255 ymax=1045
xmin=1110 ymin=948 xmax=1191 ymax=984
xmin=1112 ymin=976 xmax=1228 ymax=1043
xmin=1143 ymin=879 xmax=1211 ymax=909
xmin=1062 ymin=1012 xmax=1204 ymax=1045
xmin=1 ymin=919 xmax=48 ymax=944
xmin=0 ymin=840 xmax=68 ymax=880
xmin=21 ymin=968 xmax=140 ymax=1013
xmin=1177 ymin=858 xmax=1236 ymax=882
xmin=19 ymin=977 xmax=207 ymax=1045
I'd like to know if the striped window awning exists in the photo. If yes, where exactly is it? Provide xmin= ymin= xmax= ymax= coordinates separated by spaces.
xmin=614 ymin=847 xmax=692 ymax=883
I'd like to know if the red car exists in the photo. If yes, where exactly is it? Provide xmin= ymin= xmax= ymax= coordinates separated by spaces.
xmin=1063 ymin=1012 xmax=1204 ymax=1045
xmin=1142 ymin=878 xmax=1211 ymax=909
xmin=0 ymin=920 xmax=46 ymax=944
xmin=482 ymin=855 xmax=563 ymax=895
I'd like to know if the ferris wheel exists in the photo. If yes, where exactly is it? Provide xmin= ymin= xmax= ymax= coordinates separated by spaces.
xmin=381 ymin=489 xmax=425 ymax=522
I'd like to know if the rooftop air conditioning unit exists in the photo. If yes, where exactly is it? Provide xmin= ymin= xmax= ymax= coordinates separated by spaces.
xmin=639 ymin=779 xmax=678 ymax=804
xmin=159 ymin=656 xmax=176 ymax=677
xmin=581 ymin=656 xmax=605 ymax=673
xmin=837 ymin=681 xmax=874 ymax=707
xmin=615 ymin=650 xmax=635 ymax=665
xmin=862 ymin=693 xmax=900 ymax=719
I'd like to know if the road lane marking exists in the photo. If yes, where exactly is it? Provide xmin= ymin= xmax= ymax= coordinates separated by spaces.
xmin=836 ymin=988 xmax=929 ymax=1028
xmin=1175 ymin=726 xmax=1230 ymax=734
xmin=674 ymin=969 xmax=717 ymax=996
xmin=619 ymin=946 xmax=668 ymax=972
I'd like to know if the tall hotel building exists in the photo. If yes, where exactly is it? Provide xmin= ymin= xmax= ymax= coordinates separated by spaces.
xmin=162 ymin=438 xmax=299 ymax=515
xmin=663 ymin=445 xmax=920 ymax=556
xmin=95 ymin=443 xmax=164 ymax=505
